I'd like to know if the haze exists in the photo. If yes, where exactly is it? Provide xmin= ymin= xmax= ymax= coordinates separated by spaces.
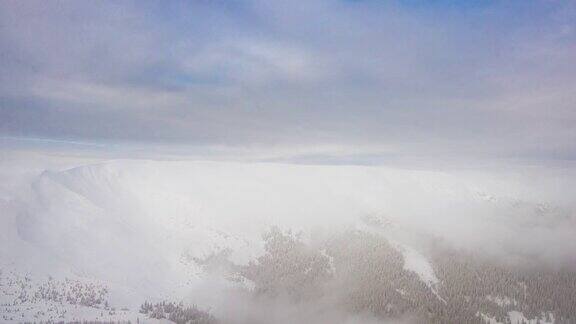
xmin=1 ymin=1 xmax=575 ymax=323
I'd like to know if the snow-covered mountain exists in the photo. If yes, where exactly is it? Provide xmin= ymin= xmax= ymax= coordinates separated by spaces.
xmin=1 ymin=155 xmax=575 ymax=323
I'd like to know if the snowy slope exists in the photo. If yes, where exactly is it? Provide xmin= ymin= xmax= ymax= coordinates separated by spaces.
xmin=1 ymin=156 xmax=575 ymax=322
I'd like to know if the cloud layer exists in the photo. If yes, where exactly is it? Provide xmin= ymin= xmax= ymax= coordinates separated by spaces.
xmin=1 ymin=0 xmax=575 ymax=159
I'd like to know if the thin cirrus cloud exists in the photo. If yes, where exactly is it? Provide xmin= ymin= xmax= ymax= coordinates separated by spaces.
xmin=0 ymin=0 xmax=575 ymax=160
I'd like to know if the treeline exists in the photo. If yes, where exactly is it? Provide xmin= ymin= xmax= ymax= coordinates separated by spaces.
xmin=22 ymin=321 xmax=131 ymax=324
xmin=235 ymin=227 xmax=576 ymax=323
xmin=428 ymin=238 xmax=576 ymax=323
xmin=240 ymin=228 xmax=444 ymax=322
xmin=139 ymin=300 xmax=217 ymax=324
xmin=241 ymin=227 xmax=332 ymax=300
xmin=2 ymin=273 xmax=108 ymax=309
xmin=0 ymin=268 xmax=118 ymax=323
xmin=35 ymin=278 xmax=108 ymax=308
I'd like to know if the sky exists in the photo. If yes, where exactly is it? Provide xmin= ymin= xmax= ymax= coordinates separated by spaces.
xmin=1 ymin=0 xmax=575 ymax=161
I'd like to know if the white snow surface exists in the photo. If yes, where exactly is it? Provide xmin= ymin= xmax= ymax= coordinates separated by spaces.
xmin=479 ymin=311 xmax=555 ymax=324
xmin=1 ymin=152 xmax=575 ymax=321
xmin=389 ymin=240 xmax=446 ymax=303
xmin=396 ymin=243 xmax=438 ymax=286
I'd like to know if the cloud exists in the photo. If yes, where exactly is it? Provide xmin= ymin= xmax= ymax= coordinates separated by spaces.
xmin=184 ymin=39 xmax=324 ymax=85
xmin=1 ymin=0 xmax=575 ymax=160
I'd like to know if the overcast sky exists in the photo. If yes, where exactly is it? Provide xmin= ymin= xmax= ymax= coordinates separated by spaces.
xmin=1 ymin=0 xmax=575 ymax=160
